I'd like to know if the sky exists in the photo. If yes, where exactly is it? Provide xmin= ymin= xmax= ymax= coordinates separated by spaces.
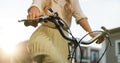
xmin=0 ymin=0 xmax=120 ymax=49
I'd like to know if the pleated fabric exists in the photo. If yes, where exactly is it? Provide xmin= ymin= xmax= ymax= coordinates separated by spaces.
xmin=28 ymin=25 xmax=69 ymax=63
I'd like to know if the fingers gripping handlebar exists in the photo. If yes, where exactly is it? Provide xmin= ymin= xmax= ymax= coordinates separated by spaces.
xmin=19 ymin=8 xmax=64 ymax=27
xmin=18 ymin=15 xmax=50 ymax=26
xmin=19 ymin=8 xmax=73 ymax=41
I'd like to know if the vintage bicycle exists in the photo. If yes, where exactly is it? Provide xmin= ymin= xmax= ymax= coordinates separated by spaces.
xmin=18 ymin=8 xmax=112 ymax=63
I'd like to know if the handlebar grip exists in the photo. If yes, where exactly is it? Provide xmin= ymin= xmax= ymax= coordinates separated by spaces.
xmin=24 ymin=21 xmax=30 ymax=26
xmin=19 ymin=15 xmax=50 ymax=27
xmin=24 ymin=21 xmax=38 ymax=27
xmin=101 ymin=26 xmax=108 ymax=32
xmin=101 ymin=26 xmax=110 ymax=35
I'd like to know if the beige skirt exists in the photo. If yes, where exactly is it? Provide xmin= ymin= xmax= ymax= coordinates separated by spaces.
xmin=28 ymin=25 xmax=69 ymax=63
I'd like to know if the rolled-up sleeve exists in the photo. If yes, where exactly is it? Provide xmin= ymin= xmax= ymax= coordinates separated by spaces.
xmin=72 ymin=0 xmax=87 ymax=23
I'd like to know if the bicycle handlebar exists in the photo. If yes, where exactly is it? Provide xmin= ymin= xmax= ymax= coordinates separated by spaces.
xmin=19 ymin=13 xmax=75 ymax=42
xmin=80 ymin=31 xmax=106 ymax=45
xmin=18 ymin=8 xmax=108 ymax=45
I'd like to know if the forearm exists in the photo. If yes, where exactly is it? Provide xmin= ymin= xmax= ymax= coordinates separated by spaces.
xmin=78 ymin=18 xmax=93 ymax=33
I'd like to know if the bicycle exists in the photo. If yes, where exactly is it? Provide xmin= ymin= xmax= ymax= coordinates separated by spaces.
xmin=18 ymin=8 xmax=112 ymax=63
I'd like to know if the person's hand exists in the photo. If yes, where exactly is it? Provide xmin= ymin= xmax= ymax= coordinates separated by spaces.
xmin=26 ymin=6 xmax=40 ymax=27
xmin=89 ymin=32 xmax=106 ymax=44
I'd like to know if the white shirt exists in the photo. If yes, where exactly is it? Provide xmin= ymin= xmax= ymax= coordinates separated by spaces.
xmin=30 ymin=0 xmax=87 ymax=28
